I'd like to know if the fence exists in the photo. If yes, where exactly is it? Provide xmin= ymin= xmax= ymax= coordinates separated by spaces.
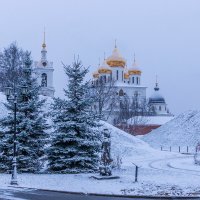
xmin=160 ymin=146 xmax=197 ymax=154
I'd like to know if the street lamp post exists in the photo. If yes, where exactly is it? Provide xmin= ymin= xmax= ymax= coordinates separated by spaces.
xmin=5 ymin=84 xmax=28 ymax=185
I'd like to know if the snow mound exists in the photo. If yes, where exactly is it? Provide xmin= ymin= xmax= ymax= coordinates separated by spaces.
xmin=142 ymin=110 xmax=200 ymax=149
xmin=101 ymin=122 xmax=159 ymax=166
xmin=0 ymin=92 xmax=8 ymax=119
xmin=128 ymin=115 xmax=174 ymax=125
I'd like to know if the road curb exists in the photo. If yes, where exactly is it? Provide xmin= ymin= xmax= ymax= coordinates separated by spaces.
xmin=8 ymin=185 xmax=200 ymax=199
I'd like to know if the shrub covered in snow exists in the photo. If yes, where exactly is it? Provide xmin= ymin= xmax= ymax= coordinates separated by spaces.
xmin=194 ymin=142 xmax=200 ymax=165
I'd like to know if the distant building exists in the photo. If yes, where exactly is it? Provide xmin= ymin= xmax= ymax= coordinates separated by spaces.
xmin=148 ymin=80 xmax=170 ymax=116
xmin=91 ymin=44 xmax=173 ymax=134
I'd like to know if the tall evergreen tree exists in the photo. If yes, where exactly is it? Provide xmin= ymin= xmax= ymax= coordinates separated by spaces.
xmin=0 ymin=51 xmax=49 ymax=173
xmin=48 ymin=60 xmax=101 ymax=173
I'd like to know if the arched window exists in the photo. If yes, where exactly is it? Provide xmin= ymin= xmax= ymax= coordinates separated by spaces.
xmin=159 ymin=106 xmax=162 ymax=111
xmin=136 ymin=77 xmax=139 ymax=84
xmin=119 ymin=89 xmax=124 ymax=96
xmin=103 ymin=75 xmax=106 ymax=83
xmin=116 ymin=70 xmax=119 ymax=80
xmin=132 ymin=77 xmax=134 ymax=84
xmin=41 ymin=73 xmax=47 ymax=87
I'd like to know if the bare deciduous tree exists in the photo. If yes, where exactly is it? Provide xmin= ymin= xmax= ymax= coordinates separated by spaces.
xmin=0 ymin=42 xmax=28 ymax=90
xmin=90 ymin=78 xmax=117 ymax=121
xmin=116 ymin=92 xmax=155 ymax=135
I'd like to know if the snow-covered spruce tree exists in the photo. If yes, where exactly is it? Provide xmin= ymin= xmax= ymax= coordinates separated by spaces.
xmin=194 ymin=142 xmax=200 ymax=165
xmin=0 ymin=51 xmax=49 ymax=173
xmin=48 ymin=60 xmax=101 ymax=173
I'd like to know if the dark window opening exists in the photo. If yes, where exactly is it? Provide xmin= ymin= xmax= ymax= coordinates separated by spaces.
xmin=41 ymin=73 xmax=47 ymax=87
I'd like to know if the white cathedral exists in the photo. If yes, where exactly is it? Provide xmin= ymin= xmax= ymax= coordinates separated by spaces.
xmin=33 ymin=33 xmax=55 ymax=98
xmin=91 ymin=44 xmax=172 ymax=123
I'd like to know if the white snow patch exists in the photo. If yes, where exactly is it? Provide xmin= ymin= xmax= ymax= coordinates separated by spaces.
xmin=128 ymin=115 xmax=174 ymax=126
xmin=0 ymin=95 xmax=199 ymax=197
xmin=142 ymin=110 xmax=200 ymax=150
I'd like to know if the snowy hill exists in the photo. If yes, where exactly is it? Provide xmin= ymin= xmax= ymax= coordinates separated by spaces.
xmin=101 ymin=122 xmax=162 ymax=167
xmin=142 ymin=110 xmax=200 ymax=149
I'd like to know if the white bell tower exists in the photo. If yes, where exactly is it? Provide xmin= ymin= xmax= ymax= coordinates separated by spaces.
xmin=34 ymin=31 xmax=55 ymax=97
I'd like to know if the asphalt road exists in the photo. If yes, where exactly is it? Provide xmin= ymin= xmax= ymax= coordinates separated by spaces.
xmin=0 ymin=189 xmax=199 ymax=200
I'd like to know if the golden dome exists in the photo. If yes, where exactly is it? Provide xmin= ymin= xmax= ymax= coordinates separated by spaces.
xmin=98 ymin=59 xmax=112 ymax=74
xmin=93 ymin=71 xmax=99 ymax=78
xmin=124 ymin=73 xmax=129 ymax=79
xmin=124 ymin=65 xmax=129 ymax=79
xmin=106 ymin=47 xmax=126 ymax=67
xmin=128 ymin=55 xmax=141 ymax=75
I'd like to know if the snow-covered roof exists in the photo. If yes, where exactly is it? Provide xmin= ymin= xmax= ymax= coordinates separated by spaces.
xmin=149 ymin=84 xmax=166 ymax=104
xmin=128 ymin=60 xmax=141 ymax=72
xmin=149 ymin=92 xmax=165 ymax=103
xmin=128 ymin=115 xmax=174 ymax=126
xmin=114 ymin=82 xmax=147 ymax=88
xmin=106 ymin=47 xmax=126 ymax=63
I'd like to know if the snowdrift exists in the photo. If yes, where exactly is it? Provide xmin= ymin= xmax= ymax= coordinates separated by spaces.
xmin=142 ymin=110 xmax=200 ymax=149
xmin=101 ymin=122 xmax=159 ymax=166
xmin=0 ymin=93 xmax=8 ymax=119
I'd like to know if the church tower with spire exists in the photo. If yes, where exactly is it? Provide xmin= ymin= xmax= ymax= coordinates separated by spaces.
xmin=34 ymin=31 xmax=55 ymax=97
xmin=148 ymin=78 xmax=170 ymax=116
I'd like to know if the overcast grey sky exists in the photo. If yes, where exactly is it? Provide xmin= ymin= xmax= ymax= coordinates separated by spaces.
xmin=0 ymin=0 xmax=199 ymax=115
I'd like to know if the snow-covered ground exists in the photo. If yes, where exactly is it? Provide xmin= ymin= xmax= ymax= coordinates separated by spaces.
xmin=142 ymin=110 xmax=200 ymax=150
xmin=0 ymin=121 xmax=200 ymax=197
xmin=1 ymin=154 xmax=200 ymax=196
xmin=1 ymin=92 xmax=200 ymax=197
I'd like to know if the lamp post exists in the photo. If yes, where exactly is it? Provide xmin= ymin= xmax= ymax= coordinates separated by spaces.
xmin=5 ymin=84 xmax=28 ymax=185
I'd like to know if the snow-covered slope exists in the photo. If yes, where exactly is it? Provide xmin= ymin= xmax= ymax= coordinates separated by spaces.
xmin=101 ymin=122 xmax=163 ymax=166
xmin=0 ymin=93 xmax=8 ymax=119
xmin=142 ymin=110 xmax=200 ymax=149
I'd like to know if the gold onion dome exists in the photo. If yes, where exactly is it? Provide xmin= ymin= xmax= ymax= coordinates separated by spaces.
xmin=98 ymin=59 xmax=111 ymax=74
xmin=124 ymin=66 xmax=129 ymax=79
xmin=106 ymin=47 xmax=126 ymax=67
xmin=93 ymin=71 xmax=99 ymax=78
xmin=128 ymin=56 xmax=141 ymax=75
